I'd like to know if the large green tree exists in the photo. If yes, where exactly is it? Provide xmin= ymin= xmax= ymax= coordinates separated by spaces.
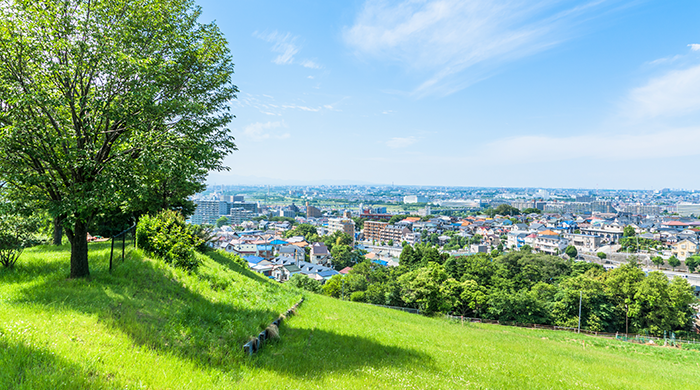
xmin=0 ymin=0 xmax=237 ymax=277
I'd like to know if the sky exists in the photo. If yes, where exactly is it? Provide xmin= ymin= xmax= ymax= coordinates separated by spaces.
xmin=195 ymin=0 xmax=700 ymax=190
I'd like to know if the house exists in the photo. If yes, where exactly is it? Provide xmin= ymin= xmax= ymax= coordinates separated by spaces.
xmin=271 ymin=263 xmax=301 ymax=282
xmin=279 ymin=245 xmax=305 ymax=263
xmin=533 ymin=234 xmax=568 ymax=255
xmin=310 ymin=242 xmax=330 ymax=265
xmin=562 ymin=233 xmax=601 ymax=252
xmin=671 ymin=238 xmax=699 ymax=261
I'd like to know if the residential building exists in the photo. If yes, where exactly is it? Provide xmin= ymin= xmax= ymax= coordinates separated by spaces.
xmin=364 ymin=220 xmax=388 ymax=242
xmin=310 ymin=242 xmax=330 ymax=265
xmin=672 ymin=238 xmax=699 ymax=260
xmin=191 ymin=200 xmax=228 ymax=225
xmin=327 ymin=217 xmax=355 ymax=238
xmin=306 ymin=202 xmax=322 ymax=218
xmin=562 ymin=233 xmax=601 ymax=252
xmin=677 ymin=203 xmax=700 ymax=217
xmin=380 ymin=225 xmax=411 ymax=244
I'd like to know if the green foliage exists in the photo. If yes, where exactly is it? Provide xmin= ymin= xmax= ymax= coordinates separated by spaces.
xmin=398 ymin=262 xmax=451 ymax=315
xmin=619 ymin=237 xmax=662 ymax=252
xmin=350 ymin=291 xmax=366 ymax=302
xmin=685 ymin=256 xmax=699 ymax=273
xmin=484 ymin=204 xmax=521 ymax=217
xmin=288 ymin=273 xmax=322 ymax=293
xmin=521 ymin=208 xmax=542 ymax=214
xmin=564 ymin=245 xmax=578 ymax=259
xmin=651 ymin=256 xmax=665 ymax=268
xmin=284 ymin=224 xmax=318 ymax=239
xmin=623 ymin=226 xmax=636 ymax=237
xmin=0 ymin=213 xmax=39 ymax=268
xmin=597 ymin=252 xmax=607 ymax=260
xmin=668 ymin=255 xmax=681 ymax=270
xmin=215 ymin=216 xmax=229 ymax=228
xmin=520 ymin=244 xmax=532 ymax=253
xmin=0 ymin=0 xmax=238 ymax=278
xmin=136 ymin=211 xmax=207 ymax=271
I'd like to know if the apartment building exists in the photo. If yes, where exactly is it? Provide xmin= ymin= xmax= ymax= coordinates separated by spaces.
xmin=364 ymin=220 xmax=388 ymax=242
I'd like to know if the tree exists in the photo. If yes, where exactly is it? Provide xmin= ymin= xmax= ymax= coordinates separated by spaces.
xmin=287 ymin=273 xmax=321 ymax=293
xmin=564 ymin=245 xmax=578 ymax=259
xmin=521 ymin=208 xmax=542 ymax=214
xmin=216 ymin=216 xmax=230 ymax=228
xmin=520 ymin=244 xmax=532 ymax=253
xmin=623 ymin=226 xmax=636 ymax=238
xmin=0 ymin=0 xmax=237 ymax=278
xmin=398 ymin=262 xmax=450 ymax=315
xmin=284 ymin=224 xmax=317 ymax=239
xmin=685 ymin=256 xmax=699 ymax=273
xmin=597 ymin=252 xmax=607 ymax=260
xmin=668 ymin=256 xmax=681 ymax=271
xmin=651 ymin=256 xmax=665 ymax=269
xmin=387 ymin=239 xmax=394 ymax=247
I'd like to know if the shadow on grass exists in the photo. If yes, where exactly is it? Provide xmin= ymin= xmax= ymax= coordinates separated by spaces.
xmin=253 ymin=326 xmax=434 ymax=379
xmin=204 ymin=250 xmax=270 ymax=284
xmin=0 ymin=337 xmax=121 ymax=389
xmin=8 ymin=247 xmax=284 ymax=372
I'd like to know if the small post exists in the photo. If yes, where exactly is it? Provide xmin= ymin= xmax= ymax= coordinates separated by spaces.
xmin=109 ymin=236 xmax=115 ymax=273
xmin=577 ymin=290 xmax=582 ymax=333
xmin=122 ymin=232 xmax=126 ymax=262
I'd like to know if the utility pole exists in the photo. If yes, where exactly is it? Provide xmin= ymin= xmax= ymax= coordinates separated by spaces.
xmin=578 ymin=290 xmax=582 ymax=333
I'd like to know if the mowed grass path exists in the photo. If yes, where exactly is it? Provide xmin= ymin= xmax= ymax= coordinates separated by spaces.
xmin=1 ymin=244 xmax=699 ymax=389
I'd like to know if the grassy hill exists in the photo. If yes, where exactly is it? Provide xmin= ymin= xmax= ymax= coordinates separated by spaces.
xmin=1 ymin=244 xmax=699 ymax=389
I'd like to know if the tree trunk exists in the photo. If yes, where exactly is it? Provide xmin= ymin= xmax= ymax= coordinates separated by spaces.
xmin=67 ymin=219 xmax=90 ymax=278
xmin=52 ymin=217 xmax=63 ymax=246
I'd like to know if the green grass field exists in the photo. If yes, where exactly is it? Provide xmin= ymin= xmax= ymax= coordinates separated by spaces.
xmin=1 ymin=244 xmax=698 ymax=389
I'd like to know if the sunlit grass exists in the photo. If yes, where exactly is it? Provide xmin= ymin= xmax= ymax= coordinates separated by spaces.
xmin=1 ymin=244 xmax=698 ymax=389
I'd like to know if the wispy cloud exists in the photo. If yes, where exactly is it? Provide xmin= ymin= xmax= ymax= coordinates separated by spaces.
xmin=626 ymin=63 xmax=700 ymax=118
xmin=344 ymin=0 xmax=628 ymax=96
xmin=300 ymin=59 xmax=322 ymax=69
xmin=386 ymin=136 xmax=417 ymax=148
xmin=243 ymin=121 xmax=291 ymax=141
xmin=689 ymin=44 xmax=700 ymax=51
xmin=254 ymin=31 xmax=323 ymax=69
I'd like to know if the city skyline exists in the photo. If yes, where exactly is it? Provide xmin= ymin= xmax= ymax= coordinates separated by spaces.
xmin=196 ymin=0 xmax=700 ymax=189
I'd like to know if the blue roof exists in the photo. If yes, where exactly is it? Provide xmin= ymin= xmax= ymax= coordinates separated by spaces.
xmin=257 ymin=245 xmax=273 ymax=250
xmin=372 ymin=260 xmax=389 ymax=266
xmin=243 ymin=255 xmax=265 ymax=264
xmin=318 ymin=270 xmax=340 ymax=277
xmin=269 ymin=239 xmax=289 ymax=245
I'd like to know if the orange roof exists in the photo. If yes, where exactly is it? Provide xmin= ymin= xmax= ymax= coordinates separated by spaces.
xmin=292 ymin=241 xmax=309 ymax=247
xmin=403 ymin=217 xmax=421 ymax=223
xmin=364 ymin=252 xmax=377 ymax=259
xmin=539 ymin=230 xmax=559 ymax=236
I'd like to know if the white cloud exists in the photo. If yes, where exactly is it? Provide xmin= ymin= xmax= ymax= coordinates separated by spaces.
xmin=689 ymin=44 xmax=700 ymax=51
xmin=300 ymin=59 xmax=322 ymax=69
xmin=386 ymin=136 xmax=417 ymax=148
xmin=344 ymin=0 xmax=624 ymax=96
xmin=626 ymin=64 xmax=700 ymax=118
xmin=243 ymin=121 xmax=290 ymax=141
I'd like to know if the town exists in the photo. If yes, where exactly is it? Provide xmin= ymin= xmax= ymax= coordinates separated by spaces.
xmin=191 ymin=185 xmax=700 ymax=291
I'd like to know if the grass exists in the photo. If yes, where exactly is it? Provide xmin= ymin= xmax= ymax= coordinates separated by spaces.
xmin=1 ymin=244 xmax=699 ymax=389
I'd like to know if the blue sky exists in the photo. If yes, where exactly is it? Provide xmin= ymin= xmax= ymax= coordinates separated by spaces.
xmin=197 ymin=0 xmax=700 ymax=190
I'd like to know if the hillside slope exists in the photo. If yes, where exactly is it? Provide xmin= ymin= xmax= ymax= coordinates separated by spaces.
xmin=1 ymin=244 xmax=699 ymax=389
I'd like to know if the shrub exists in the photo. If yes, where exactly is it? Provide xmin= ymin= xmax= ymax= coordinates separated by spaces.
xmin=350 ymin=291 xmax=366 ymax=302
xmin=0 ymin=213 xmax=38 ymax=268
xmin=288 ymin=273 xmax=322 ymax=293
xmin=136 ymin=210 xmax=204 ymax=271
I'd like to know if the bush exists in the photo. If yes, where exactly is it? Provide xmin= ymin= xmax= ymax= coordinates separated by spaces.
xmin=0 ymin=213 xmax=38 ymax=268
xmin=288 ymin=273 xmax=322 ymax=293
xmin=350 ymin=291 xmax=366 ymax=302
xmin=136 ymin=210 xmax=205 ymax=271
xmin=597 ymin=252 xmax=607 ymax=260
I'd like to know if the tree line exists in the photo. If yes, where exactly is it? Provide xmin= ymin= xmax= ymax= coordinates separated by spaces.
xmin=295 ymin=247 xmax=697 ymax=337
